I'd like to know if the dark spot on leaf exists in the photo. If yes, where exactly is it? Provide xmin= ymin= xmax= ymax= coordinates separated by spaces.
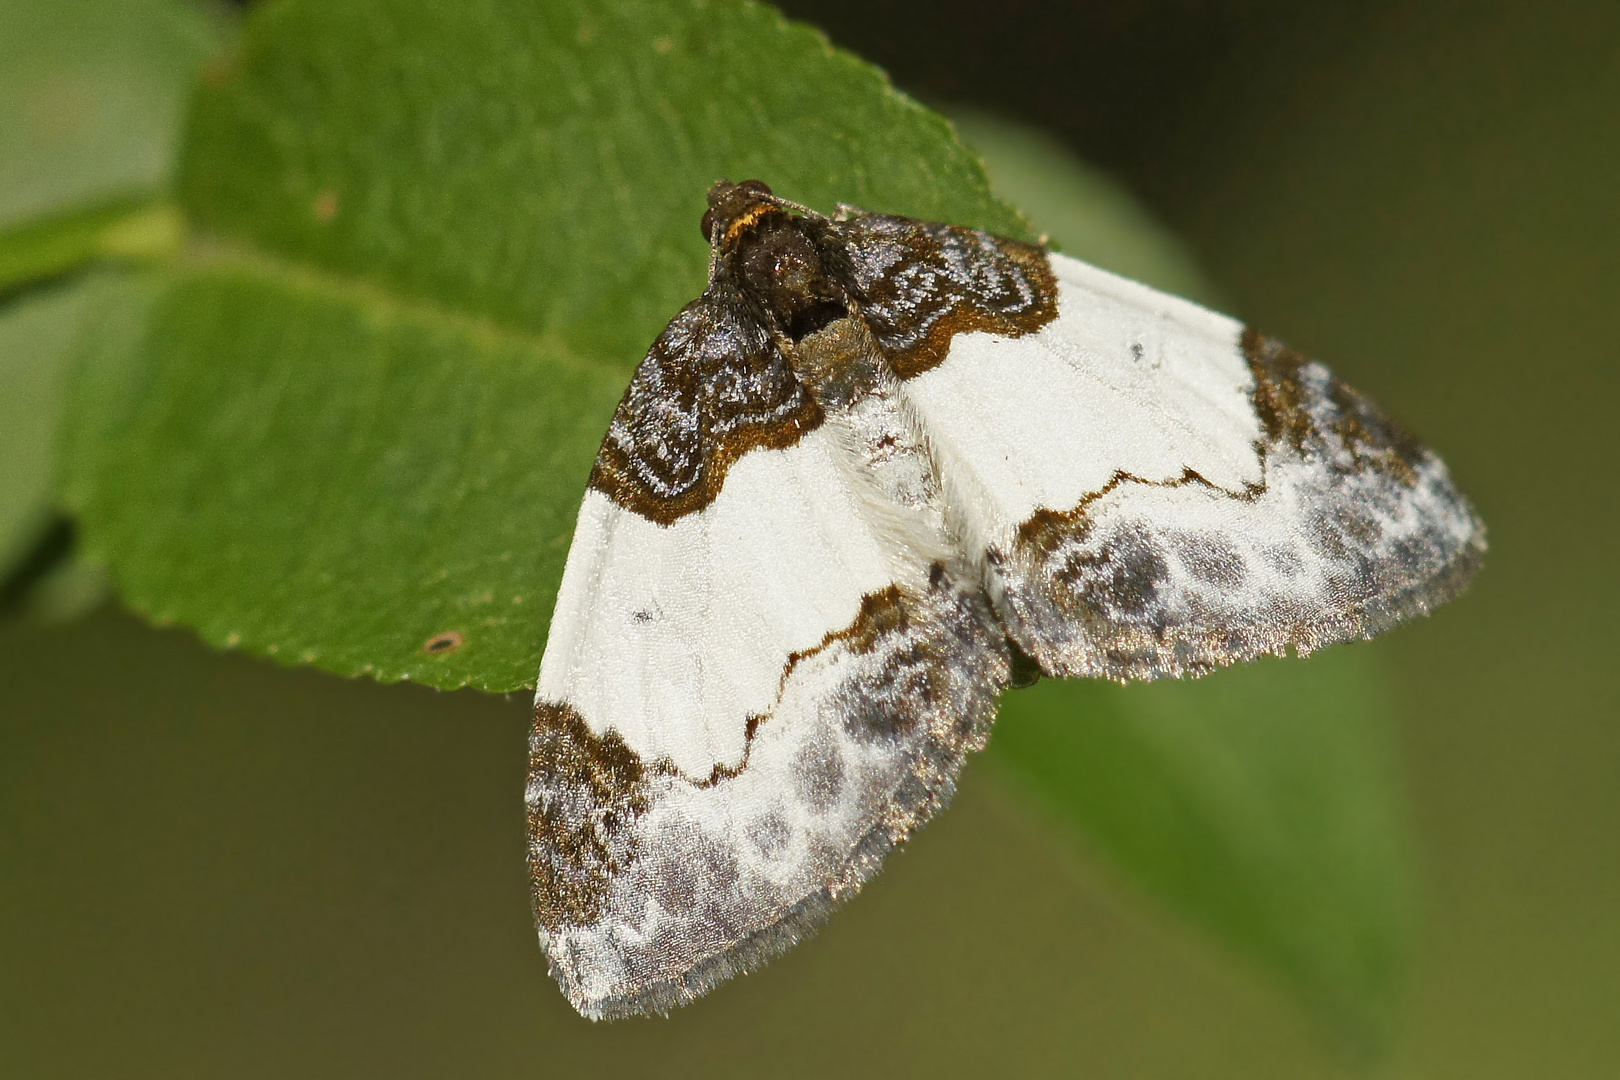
xmin=1007 ymin=638 xmax=1044 ymax=687
xmin=313 ymin=190 xmax=339 ymax=222
xmin=423 ymin=631 xmax=463 ymax=654
xmin=200 ymin=54 xmax=234 ymax=88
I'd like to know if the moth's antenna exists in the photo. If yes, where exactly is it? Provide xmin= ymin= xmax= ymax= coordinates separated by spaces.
xmin=762 ymin=191 xmax=822 ymax=220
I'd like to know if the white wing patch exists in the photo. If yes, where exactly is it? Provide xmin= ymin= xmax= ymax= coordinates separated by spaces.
xmin=538 ymin=427 xmax=897 ymax=780
xmin=906 ymin=253 xmax=1262 ymax=550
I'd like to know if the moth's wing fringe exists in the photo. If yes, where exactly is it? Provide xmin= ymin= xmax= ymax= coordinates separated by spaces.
xmin=573 ymin=885 xmax=839 ymax=1022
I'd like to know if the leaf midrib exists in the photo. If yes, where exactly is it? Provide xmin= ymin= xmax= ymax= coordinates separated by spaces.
xmin=175 ymin=230 xmax=629 ymax=379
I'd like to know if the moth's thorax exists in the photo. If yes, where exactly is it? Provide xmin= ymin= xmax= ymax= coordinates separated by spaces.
xmin=789 ymin=315 xmax=876 ymax=407
xmin=796 ymin=316 xmax=947 ymax=530
xmin=730 ymin=215 xmax=847 ymax=341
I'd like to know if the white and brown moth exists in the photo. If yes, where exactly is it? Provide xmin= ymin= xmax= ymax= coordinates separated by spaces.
xmin=527 ymin=180 xmax=1483 ymax=1020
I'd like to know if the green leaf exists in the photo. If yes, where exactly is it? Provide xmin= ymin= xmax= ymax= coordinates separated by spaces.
xmin=67 ymin=263 xmax=626 ymax=686
xmin=0 ymin=0 xmax=227 ymax=584
xmin=991 ymin=648 xmax=1411 ymax=1044
xmin=64 ymin=0 xmax=1027 ymax=690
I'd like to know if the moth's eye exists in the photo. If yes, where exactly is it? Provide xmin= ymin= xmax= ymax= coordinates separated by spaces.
xmin=700 ymin=208 xmax=716 ymax=242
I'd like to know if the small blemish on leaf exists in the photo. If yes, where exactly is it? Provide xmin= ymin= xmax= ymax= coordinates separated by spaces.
xmin=201 ymin=53 xmax=235 ymax=88
xmin=423 ymin=631 xmax=464 ymax=655
xmin=313 ymin=190 xmax=339 ymax=222
xmin=224 ymin=632 xmax=241 ymax=647
xmin=653 ymin=37 xmax=674 ymax=54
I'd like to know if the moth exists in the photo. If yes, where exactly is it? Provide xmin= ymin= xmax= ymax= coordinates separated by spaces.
xmin=527 ymin=179 xmax=1483 ymax=1020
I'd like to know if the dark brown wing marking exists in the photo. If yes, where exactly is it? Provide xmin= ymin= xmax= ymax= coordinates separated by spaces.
xmin=528 ymin=702 xmax=650 ymax=933
xmin=833 ymin=213 xmax=1059 ymax=378
xmin=1243 ymin=327 xmax=1426 ymax=485
xmin=588 ymin=284 xmax=822 ymax=524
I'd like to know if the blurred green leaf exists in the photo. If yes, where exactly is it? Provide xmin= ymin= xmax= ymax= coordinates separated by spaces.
xmin=0 ymin=283 xmax=97 ymax=574
xmin=0 ymin=0 xmax=226 ymax=229
xmin=62 ymin=0 xmax=1028 ymax=690
xmin=0 ymin=0 xmax=226 ymax=584
xmin=991 ymin=650 xmax=1411 ymax=1044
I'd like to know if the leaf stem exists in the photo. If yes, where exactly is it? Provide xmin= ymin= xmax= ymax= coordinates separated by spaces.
xmin=0 ymin=194 xmax=183 ymax=294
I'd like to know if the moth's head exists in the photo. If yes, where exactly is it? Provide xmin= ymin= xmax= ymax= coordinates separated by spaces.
xmin=702 ymin=179 xmax=787 ymax=249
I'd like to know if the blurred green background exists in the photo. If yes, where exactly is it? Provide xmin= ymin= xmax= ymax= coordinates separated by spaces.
xmin=2 ymin=0 xmax=1616 ymax=1076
